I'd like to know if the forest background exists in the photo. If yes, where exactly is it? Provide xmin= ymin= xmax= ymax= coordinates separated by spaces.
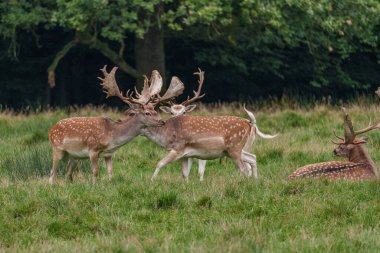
xmin=1 ymin=0 xmax=380 ymax=108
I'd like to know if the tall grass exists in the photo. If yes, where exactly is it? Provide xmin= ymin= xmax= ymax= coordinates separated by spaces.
xmin=2 ymin=144 xmax=51 ymax=180
xmin=0 ymin=103 xmax=380 ymax=252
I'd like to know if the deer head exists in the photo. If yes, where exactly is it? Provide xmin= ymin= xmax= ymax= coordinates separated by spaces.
xmin=159 ymin=68 xmax=205 ymax=116
xmin=332 ymin=107 xmax=380 ymax=158
xmin=98 ymin=65 xmax=165 ymax=127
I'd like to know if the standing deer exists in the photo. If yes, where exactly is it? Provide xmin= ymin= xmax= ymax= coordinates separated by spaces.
xmin=48 ymin=65 xmax=176 ymax=184
xmin=159 ymin=70 xmax=276 ymax=180
xmin=141 ymin=70 xmax=277 ymax=181
xmin=288 ymin=108 xmax=379 ymax=180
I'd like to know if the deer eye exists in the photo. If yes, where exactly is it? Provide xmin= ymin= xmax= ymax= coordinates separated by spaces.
xmin=145 ymin=112 xmax=151 ymax=116
xmin=129 ymin=113 xmax=135 ymax=116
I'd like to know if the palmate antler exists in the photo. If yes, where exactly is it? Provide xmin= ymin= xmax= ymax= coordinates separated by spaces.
xmin=332 ymin=107 xmax=380 ymax=145
xmin=98 ymin=65 xmax=163 ymax=107
xmin=154 ymin=67 xmax=205 ymax=106
xmin=156 ymin=76 xmax=185 ymax=104
xmin=134 ymin=71 xmax=163 ymax=105
xmin=98 ymin=66 xmax=137 ymax=106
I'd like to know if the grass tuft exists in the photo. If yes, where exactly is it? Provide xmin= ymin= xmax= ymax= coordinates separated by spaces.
xmin=152 ymin=192 xmax=181 ymax=210
xmin=196 ymin=196 xmax=213 ymax=209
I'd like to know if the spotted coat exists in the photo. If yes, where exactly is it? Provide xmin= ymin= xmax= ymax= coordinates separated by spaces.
xmin=288 ymin=161 xmax=376 ymax=180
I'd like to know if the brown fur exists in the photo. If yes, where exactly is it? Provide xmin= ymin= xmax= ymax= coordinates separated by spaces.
xmin=49 ymin=106 xmax=163 ymax=184
xmin=143 ymin=115 xmax=257 ymax=180
xmin=288 ymin=137 xmax=378 ymax=181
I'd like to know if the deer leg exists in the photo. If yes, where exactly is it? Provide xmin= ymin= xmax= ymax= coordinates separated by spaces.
xmin=105 ymin=156 xmax=113 ymax=181
xmin=181 ymin=158 xmax=190 ymax=182
xmin=245 ymin=162 xmax=253 ymax=177
xmin=90 ymin=153 xmax=100 ymax=184
xmin=187 ymin=158 xmax=193 ymax=175
xmin=76 ymin=160 xmax=82 ymax=175
xmin=242 ymin=151 xmax=257 ymax=179
xmin=228 ymin=151 xmax=248 ymax=176
xmin=66 ymin=159 xmax=75 ymax=182
xmin=49 ymin=150 xmax=63 ymax=184
xmin=151 ymin=150 xmax=183 ymax=180
xmin=198 ymin=160 xmax=207 ymax=182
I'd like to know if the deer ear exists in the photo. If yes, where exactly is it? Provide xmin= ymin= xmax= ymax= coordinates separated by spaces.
xmin=354 ymin=137 xmax=368 ymax=144
xmin=185 ymin=104 xmax=197 ymax=113
xmin=159 ymin=106 xmax=172 ymax=114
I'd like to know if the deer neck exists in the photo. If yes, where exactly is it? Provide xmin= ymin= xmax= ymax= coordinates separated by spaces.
xmin=109 ymin=117 xmax=143 ymax=147
xmin=349 ymin=145 xmax=378 ymax=176
xmin=141 ymin=117 xmax=184 ymax=147
xmin=140 ymin=124 xmax=170 ymax=147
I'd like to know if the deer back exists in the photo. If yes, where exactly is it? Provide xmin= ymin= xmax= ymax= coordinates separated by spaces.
xmin=143 ymin=115 xmax=252 ymax=151
xmin=288 ymin=161 xmax=376 ymax=180
xmin=49 ymin=117 xmax=112 ymax=150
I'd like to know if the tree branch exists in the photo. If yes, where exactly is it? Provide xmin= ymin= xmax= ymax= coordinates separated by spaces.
xmin=118 ymin=40 xmax=125 ymax=57
xmin=47 ymin=40 xmax=77 ymax=87
xmin=47 ymin=32 xmax=142 ymax=89
xmin=92 ymin=39 xmax=142 ymax=79
xmin=78 ymin=33 xmax=142 ymax=79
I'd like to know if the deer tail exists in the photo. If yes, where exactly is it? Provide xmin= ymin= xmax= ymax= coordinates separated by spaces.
xmin=243 ymin=104 xmax=278 ymax=139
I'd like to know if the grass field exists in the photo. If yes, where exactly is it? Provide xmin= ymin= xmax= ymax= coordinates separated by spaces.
xmin=0 ymin=103 xmax=380 ymax=252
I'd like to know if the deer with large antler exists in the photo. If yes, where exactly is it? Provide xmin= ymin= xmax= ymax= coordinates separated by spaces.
xmin=141 ymin=69 xmax=277 ymax=181
xmin=158 ymin=69 xmax=277 ymax=181
xmin=288 ymin=108 xmax=379 ymax=180
xmin=159 ymin=68 xmax=206 ymax=117
xmin=48 ymin=65 xmax=180 ymax=184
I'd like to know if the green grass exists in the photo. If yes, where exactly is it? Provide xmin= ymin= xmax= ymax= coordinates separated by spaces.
xmin=0 ymin=104 xmax=380 ymax=252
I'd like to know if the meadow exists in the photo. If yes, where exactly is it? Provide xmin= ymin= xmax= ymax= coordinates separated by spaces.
xmin=0 ymin=103 xmax=380 ymax=253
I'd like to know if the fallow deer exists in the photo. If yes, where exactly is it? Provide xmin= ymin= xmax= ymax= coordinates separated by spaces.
xmin=48 ymin=65 xmax=178 ymax=184
xmin=288 ymin=108 xmax=379 ymax=180
xmin=141 ymin=70 xmax=277 ymax=181
xmin=159 ymin=72 xmax=276 ymax=180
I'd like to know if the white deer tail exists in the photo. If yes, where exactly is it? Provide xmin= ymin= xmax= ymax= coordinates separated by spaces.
xmin=255 ymin=126 xmax=278 ymax=139
xmin=243 ymin=104 xmax=278 ymax=139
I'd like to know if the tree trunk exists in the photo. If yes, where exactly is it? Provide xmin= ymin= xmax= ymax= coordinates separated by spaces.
xmin=135 ymin=22 xmax=165 ymax=88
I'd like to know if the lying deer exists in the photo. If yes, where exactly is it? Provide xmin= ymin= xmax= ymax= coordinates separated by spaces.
xmin=48 ymin=66 xmax=178 ymax=184
xmin=141 ymin=70 xmax=277 ymax=181
xmin=288 ymin=108 xmax=379 ymax=180
xmin=159 ymin=70 xmax=276 ymax=180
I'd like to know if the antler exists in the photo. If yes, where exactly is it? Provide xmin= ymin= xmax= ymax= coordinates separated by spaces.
xmin=342 ymin=107 xmax=355 ymax=144
xmin=98 ymin=65 xmax=139 ymax=106
xmin=331 ymin=130 xmax=345 ymax=145
xmin=98 ymin=65 xmax=163 ymax=107
xmin=135 ymin=70 xmax=163 ymax=105
xmin=156 ymin=76 xmax=185 ymax=104
xmin=182 ymin=68 xmax=206 ymax=106
xmin=334 ymin=107 xmax=380 ymax=145
xmin=354 ymin=122 xmax=380 ymax=135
